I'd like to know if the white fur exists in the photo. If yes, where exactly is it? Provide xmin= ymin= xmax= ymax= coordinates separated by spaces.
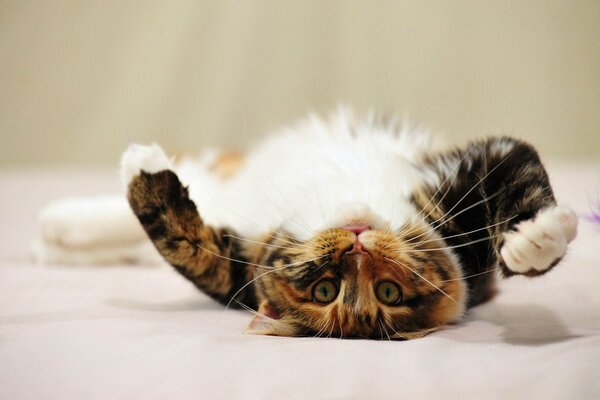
xmin=120 ymin=143 xmax=173 ymax=187
xmin=31 ymin=238 xmax=163 ymax=265
xmin=34 ymin=143 xmax=174 ymax=265
xmin=32 ymin=195 xmax=163 ymax=265
xmin=39 ymin=110 xmax=438 ymax=264
xmin=500 ymin=206 xmax=578 ymax=273
xmin=38 ymin=196 xmax=145 ymax=247
xmin=38 ymin=109 xmax=574 ymax=285
xmin=175 ymin=109 xmax=438 ymax=240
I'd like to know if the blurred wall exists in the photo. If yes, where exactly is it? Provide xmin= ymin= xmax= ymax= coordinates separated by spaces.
xmin=1 ymin=0 xmax=599 ymax=167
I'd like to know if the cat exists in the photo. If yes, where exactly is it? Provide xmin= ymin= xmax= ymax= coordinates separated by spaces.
xmin=36 ymin=110 xmax=578 ymax=339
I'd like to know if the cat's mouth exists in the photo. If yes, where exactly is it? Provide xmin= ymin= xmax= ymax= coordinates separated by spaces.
xmin=342 ymin=224 xmax=372 ymax=235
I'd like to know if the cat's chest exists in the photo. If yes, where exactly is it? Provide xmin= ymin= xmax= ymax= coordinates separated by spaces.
xmin=184 ymin=133 xmax=436 ymax=239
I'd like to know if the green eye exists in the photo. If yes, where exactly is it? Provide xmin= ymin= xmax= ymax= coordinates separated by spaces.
xmin=312 ymin=279 xmax=339 ymax=304
xmin=376 ymin=281 xmax=402 ymax=305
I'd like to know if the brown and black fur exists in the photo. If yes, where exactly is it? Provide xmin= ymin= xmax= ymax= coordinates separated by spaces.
xmin=126 ymin=136 xmax=561 ymax=339
xmin=127 ymin=170 xmax=257 ymax=309
xmin=413 ymin=137 xmax=556 ymax=307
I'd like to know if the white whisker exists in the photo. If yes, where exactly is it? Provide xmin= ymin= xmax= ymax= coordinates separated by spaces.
xmin=262 ymin=233 xmax=317 ymax=251
xmin=223 ymin=254 xmax=329 ymax=312
xmin=406 ymin=152 xmax=511 ymax=243
xmin=378 ymin=316 xmax=391 ymax=341
xmin=385 ymin=257 xmax=456 ymax=303
xmin=233 ymin=299 xmax=279 ymax=322
xmin=312 ymin=166 xmax=335 ymax=248
xmin=382 ymin=317 xmax=401 ymax=340
xmin=394 ymin=215 xmax=517 ymax=249
xmin=406 ymin=186 xmax=505 ymax=244
xmin=399 ymin=235 xmax=494 ymax=253
xmin=195 ymin=242 xmax=274 ymax=270
xmin=313 ymin=318 xmax=331 ymax=338
xmin=195 ymin=177 xmax=300 ymax=243
xmin=440 ymin=267 xmax=497 ymax=282
xmin=268 ymin=177 xmax=316 ymax=237
xmin=222 ymin=233 xmax=313 ymax=251
xmin=408 ymin=215 xmax=517 ymax=246
xmin=403 ymin=148 xmax=474 ymax=237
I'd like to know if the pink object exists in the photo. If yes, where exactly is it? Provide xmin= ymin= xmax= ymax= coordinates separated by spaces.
xmin=588 ymin=194 xmax=600 ymax=226
xmin=587 ymin=210 xmax=600 ymax=225
xmin=342 ymin=224 xmax=371 ymax=234
xmin=342 ymin=225 xmax=372 ymax=255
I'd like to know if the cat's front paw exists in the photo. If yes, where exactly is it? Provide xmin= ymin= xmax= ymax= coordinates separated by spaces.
xmin=500 ymin=206 xmax=578 ymax=274
xmin=120 ymin=143 xmax=173 ymax=186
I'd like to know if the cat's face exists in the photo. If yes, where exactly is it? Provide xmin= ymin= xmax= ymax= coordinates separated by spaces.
xmin=247 ymin=223 xmax=466 ymax=339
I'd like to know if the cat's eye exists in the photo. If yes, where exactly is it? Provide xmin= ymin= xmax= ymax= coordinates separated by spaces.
xmin=375 ymin=281 xmax=402 ymax=305
xmin=312 ymin=279 xmax=339 ymax=304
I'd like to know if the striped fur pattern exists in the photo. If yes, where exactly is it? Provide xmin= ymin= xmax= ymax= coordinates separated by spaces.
xmin=414 ymin=137 xmax=561 ymax=306
xmin=127 ymin=170 xmax=256 ymax=308
xmin=247 ymin=224 xmax=464 ymax=338
xmin=123 ymin=115 xmax=576 ymax=339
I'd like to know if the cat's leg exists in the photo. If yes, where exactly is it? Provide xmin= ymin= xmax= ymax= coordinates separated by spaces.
xmin=415 ymin=137 xmax=577 ymax=304
xmin=32 ymin=195 xmax=162 ymax=265
xmin=121 ymin=143 xmax=257 ymax=308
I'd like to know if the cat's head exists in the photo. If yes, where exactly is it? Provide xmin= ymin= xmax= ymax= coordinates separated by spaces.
xmin=246 ymin=222 xmax=466 ymax=339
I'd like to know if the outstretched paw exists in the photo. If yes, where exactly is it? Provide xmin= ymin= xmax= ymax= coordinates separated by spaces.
xmin=120 ymin=143 xmax=173 ymax=187
xmin=500 ymin=206 xmax=578 ymax=274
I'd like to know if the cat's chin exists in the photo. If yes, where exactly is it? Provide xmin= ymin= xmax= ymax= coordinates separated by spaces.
xmin=282 ymin=202 xmax=392 ymax=241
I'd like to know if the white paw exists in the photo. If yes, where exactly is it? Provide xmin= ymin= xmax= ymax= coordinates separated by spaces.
xmin=36 ymin=196 xmax=146 ymax=248
xmin=500 ymin=206 xmax=578 ymax=273
xmin=120 ymin=143 xmax=173 ymax=187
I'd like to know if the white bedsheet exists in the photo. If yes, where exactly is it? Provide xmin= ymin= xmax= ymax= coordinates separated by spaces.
xmin=1 ymin=165 xmax=599 ymax=399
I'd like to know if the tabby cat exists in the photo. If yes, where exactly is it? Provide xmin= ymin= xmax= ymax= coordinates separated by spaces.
xmin=43 ymin=111 xmax=580 ymax=339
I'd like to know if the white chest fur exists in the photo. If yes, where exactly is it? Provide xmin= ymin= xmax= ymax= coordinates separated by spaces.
xmin=179 ymin=111 xmax=438 ymax=240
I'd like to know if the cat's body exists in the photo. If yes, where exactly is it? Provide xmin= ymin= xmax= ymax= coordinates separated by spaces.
xmin=35 ymin=111 xmax=577 ymax=339
xmin=175 ymin=113 xmax=435 ymax=241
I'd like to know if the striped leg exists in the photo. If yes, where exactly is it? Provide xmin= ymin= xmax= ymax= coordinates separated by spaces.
xmin=121 ymin=144 xmax=257 ymax=308
xmin=415 ymin=137 xmax=577 ymax=305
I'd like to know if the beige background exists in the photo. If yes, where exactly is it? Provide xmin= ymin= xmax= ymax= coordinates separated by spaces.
xmin=1 ymin=0 xmax=599 ymax=167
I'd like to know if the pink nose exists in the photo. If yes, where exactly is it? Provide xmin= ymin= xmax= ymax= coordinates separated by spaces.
xmin=343 ymin=224 xmax=372 ymax=234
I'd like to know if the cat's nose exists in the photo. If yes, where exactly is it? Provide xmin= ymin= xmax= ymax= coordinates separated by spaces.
xmin=343 ymin=236 xmax=370 ymax=257
xmin=342 ymin=239 xmax=374 ymax=272
xmin=341 ymin=225 xmax=372 ymax=256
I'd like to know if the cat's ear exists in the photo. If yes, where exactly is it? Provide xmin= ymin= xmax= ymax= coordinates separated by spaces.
xmin=244 ymin=301 xmax=291 ymax=336
xmin=390 ymin=327 xmax=439 ymax=340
